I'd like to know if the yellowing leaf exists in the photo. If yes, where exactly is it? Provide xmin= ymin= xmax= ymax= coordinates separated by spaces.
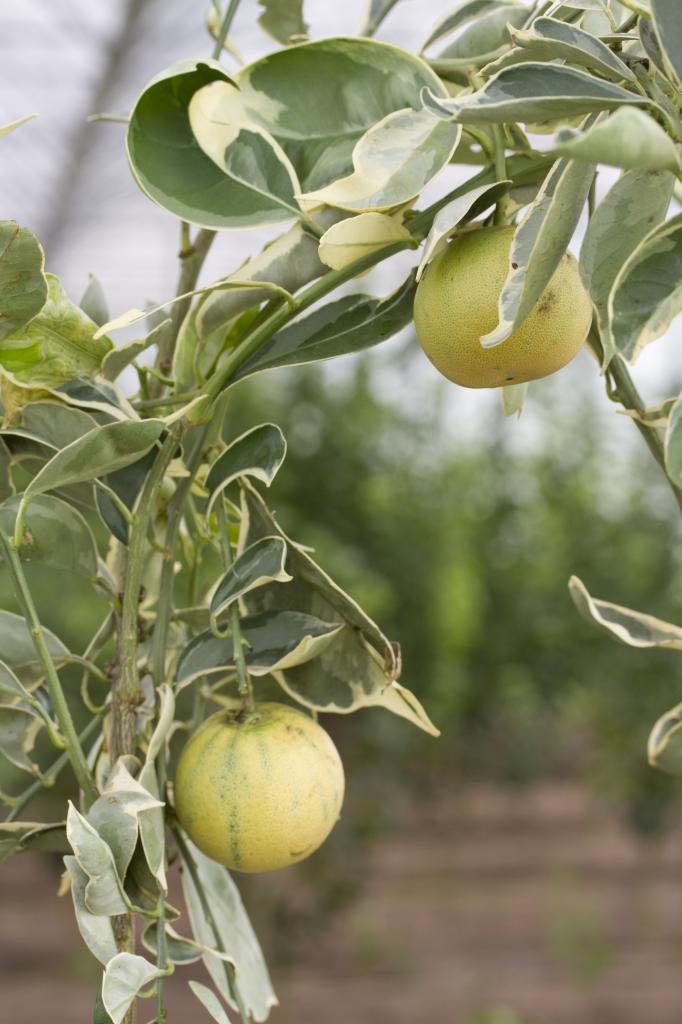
xmin=318 ymin=213 xmax=413 ymax=270
xmin=0 ymin=274 xmax=112 ymax=388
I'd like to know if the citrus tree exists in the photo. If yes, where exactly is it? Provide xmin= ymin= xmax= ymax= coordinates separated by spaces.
xmin=2 ymin=0 xmax=682 ymax=1021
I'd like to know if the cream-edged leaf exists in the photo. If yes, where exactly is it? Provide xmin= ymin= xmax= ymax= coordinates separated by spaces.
xmin=102 ymin=953 xmax=163 ymax=1024
xmin=319 ymin=213 xmax=413 ymax=270
xmin=607 ymin=213 xmax=682 ymax=363
xmin=416 ymin=179 xmax=510 ymax=281
xmin=482 ymin=155 xmax=594 ymax=348
xmin=180 ymin=838 xmax=278 ymax=1021
xmin=551 ymin=108 xmax=682 ymax=173
xmin=569 ymin=575 xmax=682 ymax=650
xmin=300 ymin=107 xmax=460 ymax=212
xmin=64 ymin=855 xmax=118 ymax=966
xmin=66 ymin=803 xmax=129 ymax=916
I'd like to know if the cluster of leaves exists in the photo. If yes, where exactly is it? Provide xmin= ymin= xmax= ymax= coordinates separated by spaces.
xmin=1 ymin=0 xmax=682 ymax=1020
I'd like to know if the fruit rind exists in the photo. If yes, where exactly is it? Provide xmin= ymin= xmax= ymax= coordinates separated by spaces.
xmin=174 ymin=702 xmax=345 ymax=873
xmin=413 ymin=225 xmax=592 ymax=389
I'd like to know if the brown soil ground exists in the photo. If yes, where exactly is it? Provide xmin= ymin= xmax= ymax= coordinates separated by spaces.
xmin=3 ymin=783 xmax=682 ymax=1024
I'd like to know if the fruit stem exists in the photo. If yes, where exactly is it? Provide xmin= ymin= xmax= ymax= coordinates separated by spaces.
xmin=216 ymin=497 xmax=255 ymax=713
xmin=0 ymin=528 xmax=99 ymax=808
xmin=469 ymin=73 xmax=511 ymax=226
xmin=173 ymin=826 xmax=251 ymax=1024
xmin=490 ymin=125 xmax=511 ymax=225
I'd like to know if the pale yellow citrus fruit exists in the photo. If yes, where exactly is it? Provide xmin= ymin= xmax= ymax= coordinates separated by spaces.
xmin=174 ymin=702 xmax=344 ymax=872
xmin=413 ymin=225 xmax=592 ymax=388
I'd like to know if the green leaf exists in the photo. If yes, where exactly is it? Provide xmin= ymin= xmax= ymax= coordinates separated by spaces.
xmin=421 ymin=0 xmax=521 ymax=53
xmin=142 ymin=921 xmax=203 ymax=966
xmin=648 ymin=702 xmax=682 ymax=775
xmin=79 ymin=275 xmax=109 ymax=328
xmin=580 ymin=169 xmax=673 ymax=367
xmin=0 ymin=222 xmax=47 ymax=342
xmin=20 ymin=401 xmax=98 ymax=447
xmin=551 ymin=108 xmax=682 ymax=173
xmin=607 ymin=212 xmax=682 ymax=362
xmin=257 ymin=0 xmax=308 ymax=43
xmin=101 ymin=318 xmax=170 ymax=383
xmin=101 ymin=953 xmax=163 ymax=1024
xmin=428 ymin=3 xmax=529 ymax=72
xmin=234 ymin=273 xmax=416 ymax=380
xmin=127 ymin=59 xmax=244 ymax=230
xmin=651 ymin=0 xmax=682 ymax=85
xmin=0 ymin=494 xmax=99 ymax=578
xmin=639 ymin=16 xmax=667 ymax=76
xmin=66 ymin=802 xmax=129 ymax=915
xmin=64 ymin=856 xmax=118 ymax=966
xmin=482 ymin=155 xmax=595 ymax=347
xmin=300 ymin=108 xmax=460 ymax=212
xmin=210 ymin=537 xmax=292 ymax=620
xmin=0 ymin=704 xmax=42 ymax=774
xmin=0 ymin=821 xmax=67 ymax=865
xmin=664 ymin=392 xmax=682 ymax=488
xmin=416 ymin=179 xmax=510 ymax=281
xmin=53 ymin=378 xmax=134 ymax=420
xmin=0 ymin=437 xmax=13 ymax=502
xmin=423 ymin=63 xmax=647 ymax=123
xmin=192 ymin=209 xmax=346 ymax=344
xmin=319 ymin=213 xmax=413 ymax=270
xmin=0 ymin=609 xmax=69 ymax=675
xmin=508 ymin=17 xmax=635 ymax=82
xmin=88 ymin=761 xmax=163 ymax=881
xmin=569 ymin=575 xmax=682 ymax=649
xmin=274 ymin=637 xmax=440 ymax=735
xmin=187 ymin=82 xmax=303 ymax=227
xmin=239 ymin=484 xmax=438 ymax=734
xmin=241 ymin=482 xmax=394 ymax=658
xmin=205 ymin=423 xmax=287 ymax=514
xmin=129 ymin=42 xmax=445 ymax=226
xmin=0 ymin=660 xmax=33 ymax=702
xmin=179 ymin=837 xmax=278 ymax=1022
xmin=189 ymin=982 xmax=232 ymax=1024
xmin=95 ymin=447 xmax=157 ymax=545
xmin=0 ymin=114 xmax=36 ymax=138
xmin=93 ymin=995 xmax=115 ymax=1024
xmin=175 ymin=611 xmax=343 ymax=688
xmin=22 ymin=419 xmax=165 ymax=509
xmin=98 ymin=282 xmax=294 ymax=341
xmin=0 ymin=274 xmax=112 ymax=389
xmin=218 ymin=38 xmax=448 ymax=193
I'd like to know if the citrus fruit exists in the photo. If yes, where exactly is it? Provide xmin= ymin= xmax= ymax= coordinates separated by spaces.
xmin=173 ymin=702 xmax=345 ymax=872
xmin=413 ymin=225 xmax=592 ymax=388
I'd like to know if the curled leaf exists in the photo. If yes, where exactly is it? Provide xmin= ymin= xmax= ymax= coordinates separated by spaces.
xmin=569 ymin=575 xmax=682 ymax=650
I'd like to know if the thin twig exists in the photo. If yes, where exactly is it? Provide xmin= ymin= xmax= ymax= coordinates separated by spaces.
xmin=216 ymin=498 xmax=254 ymax=711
